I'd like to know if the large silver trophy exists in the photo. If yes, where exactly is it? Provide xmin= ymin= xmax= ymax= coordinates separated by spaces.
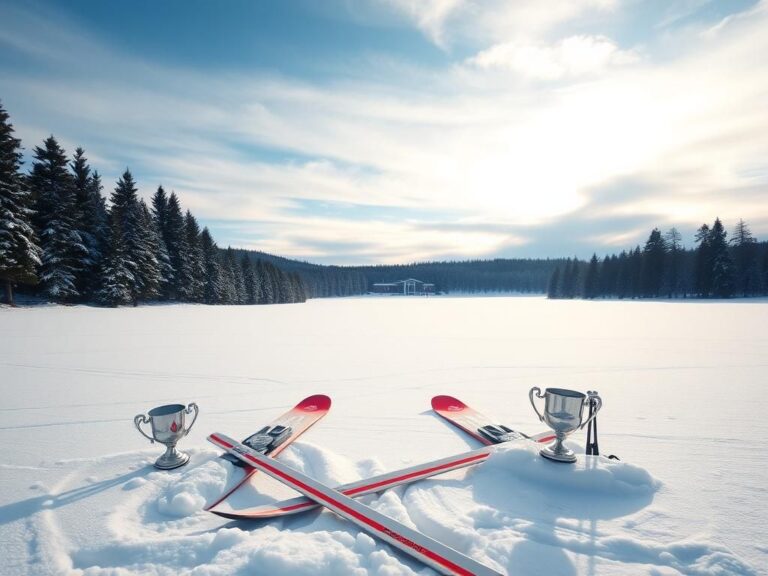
xmin=134 ymin=403 xmax=199 ymax=469
xmin=529 ymin=387 xmax=601 ymax=463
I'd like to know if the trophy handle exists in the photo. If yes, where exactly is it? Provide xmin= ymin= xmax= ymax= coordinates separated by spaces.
xmin=134 ymin=414 xmax=155 ymax=443
xmin=579 ymin=392 xmax=602 ymax=430
xmin=183 ymin=403 xmax=199 ymax=436
xmin=529 ymin=387 xmax=545 ymax=423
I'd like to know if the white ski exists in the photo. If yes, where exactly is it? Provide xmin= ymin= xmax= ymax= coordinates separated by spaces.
xmin=208 ymin=432 xmax=503 ymax=576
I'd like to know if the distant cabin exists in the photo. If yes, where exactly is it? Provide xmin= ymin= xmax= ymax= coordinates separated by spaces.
xmin=371 ymin=278 xmax=435 ymax=296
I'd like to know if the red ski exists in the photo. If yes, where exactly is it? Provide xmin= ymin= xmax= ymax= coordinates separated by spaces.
xmin=209 ymin=432 xmax=503 ymax=576
xmin=209 ymin=445 xmax=494 ymax=520
xmin=206 ymin=394 xmax=331 ymax=514
xmin=431 ymin=395 xmax=555 ymax=445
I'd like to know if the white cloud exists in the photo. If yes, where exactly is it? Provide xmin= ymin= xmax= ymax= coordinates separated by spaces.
xmin=466 ymin=35 xmax=639 ymax=80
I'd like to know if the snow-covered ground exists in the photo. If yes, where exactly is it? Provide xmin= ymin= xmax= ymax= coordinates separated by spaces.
xmin=1 ymin=297 xmax=766 ymax=575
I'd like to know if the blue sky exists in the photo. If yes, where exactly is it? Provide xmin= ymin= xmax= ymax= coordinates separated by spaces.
xmin=1 ymin=0 xmax=766 ymax=264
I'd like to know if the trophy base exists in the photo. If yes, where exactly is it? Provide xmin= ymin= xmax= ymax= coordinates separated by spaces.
xmin=154 ymin=448 xmax=190 ymax=470
xmin=539 ymin=446 xmax=577 ymax=463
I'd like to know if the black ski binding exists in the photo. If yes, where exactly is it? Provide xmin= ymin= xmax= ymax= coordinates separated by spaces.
xmin=478 ymin=424 xmax=526 ymax=444
xmin=223 ymin=425 xmax=293 ymax=466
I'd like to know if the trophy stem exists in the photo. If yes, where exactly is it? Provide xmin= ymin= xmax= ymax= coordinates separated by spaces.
xmin=540 ymin=431 xmax=577 ymax=463
xmin=154 ymin=442 xmax=190 ymax=470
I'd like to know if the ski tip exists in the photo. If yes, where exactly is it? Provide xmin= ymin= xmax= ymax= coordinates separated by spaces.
xmin=431 ymin=395 xmax=467 ymax=412
xmin=296 ymin=394 xmax=331 ymax=412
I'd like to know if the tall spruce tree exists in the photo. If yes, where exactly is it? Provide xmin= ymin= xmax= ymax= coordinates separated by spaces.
xmin=709 ymin=218 xmax=733 ymax=298
xmin=694 ymin=223 xmax=713 ymax=297
xmin=96 ymin=213 xmax=135 ymax=306
xmin=583 ymin=254 xmax=599 ymax=299
xmin=241 ymin=253 xmax=258 ymax=304
xmin=107 ymin=170 xmax=159 ymax=304
xmin=730 ymin=219 xmax=757 ymax=296
xmin=163 ymin=192 xmax=192 ymax=299
xmin=256 ymin=259 xmax=274 ymax=304
xmin=70 ymin=148 xmax=108 ymax=297
xmin=224 ymin=247 xmax=246 ymax=304
xmin=29 ymin=136 xmax=86 ymax=301
xmin=200 ymin=227 xmax=222 ymax=304
xmin=219 ymin=247 xmax=238 ymax=304
xmin=141 ymin=200 xmax=172 ymax=297
xmin=664 ymin=227 xmax=682 ymax=298
xmin=183 ymin=210 xmax=205 ymax=301
xmin=150 ymin=186 xmax=174 ymax=297
xmin=547 ymin=266 xmax=561 ymax=299
xmin=0 ymin=102 xmax=41 ymax=304
xmin=641 ymin=228 xmax=666 ymax=297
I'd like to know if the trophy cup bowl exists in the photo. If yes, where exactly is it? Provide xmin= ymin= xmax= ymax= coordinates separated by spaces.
xmin=529 ymin=387 xmax=601 ymax=463
xmin=134 ymin=403 xmax=199 ymax=469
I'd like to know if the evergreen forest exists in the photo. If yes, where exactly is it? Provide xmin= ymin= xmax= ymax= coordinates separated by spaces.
xmin=548 ymin=223 xmax=768 ymax=300
xmin=0 ymin=101 xmax=306 ymax=306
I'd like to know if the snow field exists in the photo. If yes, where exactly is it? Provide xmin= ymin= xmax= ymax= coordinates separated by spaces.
xmin=1 ymin=297 xmax=767 ymax=575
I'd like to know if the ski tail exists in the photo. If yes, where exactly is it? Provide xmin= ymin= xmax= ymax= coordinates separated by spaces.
xmin=205 ymin=394 xmax=330 ymax=512
xmin=209 ymin=433 xmax=502 ymax=576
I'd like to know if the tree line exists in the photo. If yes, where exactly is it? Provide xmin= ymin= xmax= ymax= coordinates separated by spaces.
xmin=548 ymin=219 xmax=768 ymax=300
xmin=0 ymin=101 xmax=306 ymax=306
xmin=240 ymin=251 xmax=563 ymax=297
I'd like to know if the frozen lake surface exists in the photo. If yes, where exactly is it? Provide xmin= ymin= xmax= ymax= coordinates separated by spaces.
xmin=1 ymin=296 xmax=766 ymax=575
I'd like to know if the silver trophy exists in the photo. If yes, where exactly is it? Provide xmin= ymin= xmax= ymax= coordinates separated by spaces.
xmin=529 ymin=387 xmax=601 ymax=463
xmin=134 ymin=403 xmax=199 ymax=469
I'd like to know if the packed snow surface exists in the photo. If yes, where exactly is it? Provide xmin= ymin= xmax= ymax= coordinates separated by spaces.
xmin=1 ymin=297 xmax=766 ymax=575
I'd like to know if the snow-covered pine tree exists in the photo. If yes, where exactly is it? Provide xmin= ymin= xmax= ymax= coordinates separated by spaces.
xmin=291 ymin=272 xmax=308 ymax=303
xmin=163 ymin=192 xmax=192 ymax=300
xmin=664 ymin=227 xmax=683 ymax=298
xmin=150 ymin=186 xmax=174 ymax=298
xmin=218 ymin=248 xmax=236 ymax=304
xmin=583 ymin=254 xmax=599 ymax=299
xmin=200 ymin=227 xmax=223 ymax=304
xmin=641 ymin=228 xmax=666 ymax=297
xmin=0 ymin=101 xmax=41 ymax=304
xmin=278 ymin=266 xmax=295 ymax=303
xmin=546 ymin=266 xmax=560 ymax=299
xmin=709 ymin=218 xmax=733 ymax=298
xmin=141 ymin=200 xmax=172 ymax=298
xmin=96 ymin=215 xmax=135 ymax=306
xmin=730 ymin=219 xmax=758 ymax=297
xmin=151 ymin=186 xmax=169 ymax=238
xmin=71 ymin=148 xmax=108 ymax=298
xmin=184 ymin=210 xmax=205 ymax=301
xmin=108 ymin=170 xmax=160 ymax=304
xmin=256 ymin=259 xmax=273 ymax=304
xmin=223 ymin=247 xmax=245 ymax=304
xmin=694 ymin=223 xmax=712 ymax=297
xmin=240 ymin=253 xmax=258 ymax=304
xmin=29 ymin=136 xmax=87 ymax=302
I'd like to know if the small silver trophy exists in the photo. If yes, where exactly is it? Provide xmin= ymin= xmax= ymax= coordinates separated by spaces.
xmin=529 ymin=387 xmax=601 ymax=463
xmin=134 ymin=403 xmax=199 ymax=469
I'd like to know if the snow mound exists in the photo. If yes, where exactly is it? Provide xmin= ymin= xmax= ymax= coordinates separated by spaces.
xmin=483 ymin=442 xmax=661 ymax=498
xmin=400 ymin=442 xmax=752 ymax=575
xmin=155 ymin=458 xmax=229 ymax=518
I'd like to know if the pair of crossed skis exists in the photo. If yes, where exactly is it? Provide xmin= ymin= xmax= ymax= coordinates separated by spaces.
xmin=207 ymin=395 xmax=554 ymax=576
